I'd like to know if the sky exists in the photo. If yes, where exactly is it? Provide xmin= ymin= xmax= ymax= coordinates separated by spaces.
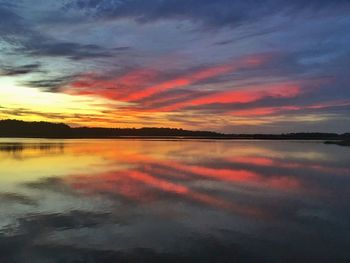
xmin=0 ymin=0 xmax=350 ymax=133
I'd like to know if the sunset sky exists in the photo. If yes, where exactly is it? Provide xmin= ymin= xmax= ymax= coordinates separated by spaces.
xmin=1 ymin=0 xmax=350 ymax=133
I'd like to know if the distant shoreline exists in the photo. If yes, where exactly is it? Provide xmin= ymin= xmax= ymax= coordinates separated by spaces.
xmin=0 ymin=119 xmax=349 ymax=142
xmin=0 ymin=136 xmax=347 ymax=141
xmin=324 ymin=140 xmax=350 ymax=146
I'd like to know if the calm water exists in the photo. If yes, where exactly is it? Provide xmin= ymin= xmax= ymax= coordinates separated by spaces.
xmin=0 ymin=139 xmax=349 ymax=262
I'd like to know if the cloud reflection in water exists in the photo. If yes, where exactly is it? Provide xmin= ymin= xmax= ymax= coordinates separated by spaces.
xmin=0 ymin=139 xmax=349 ymax=262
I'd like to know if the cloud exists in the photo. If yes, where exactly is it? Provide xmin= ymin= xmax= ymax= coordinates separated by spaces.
xmin=0 ymin=63 xmax=42 ymax=76
xmin=0 ymin=3 xmax=116 ymax=61
xmin=65 ymin=0 xmax=350 ymax=29
xmin=228 ymin=100 xmax=350 ymax=117
xmin=64 ymin=53 xmax=269 ymax=102
xmin=21 ymin=75 xmax=79 ymax=92
xmin=0 ymin=107 xmax=70 ymax=119
xmin=22 ymin=41 xmax=113 ymax=60
xmin=0 ymin=4 xmax=21 ymax=31
xmin=1 ymin=0 xmax=349 ymax=132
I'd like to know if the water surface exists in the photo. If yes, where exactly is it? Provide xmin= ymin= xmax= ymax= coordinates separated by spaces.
xmin=0 ymin=139 xmax=349 ymax=262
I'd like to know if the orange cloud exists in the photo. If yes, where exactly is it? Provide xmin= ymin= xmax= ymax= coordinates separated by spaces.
xmin=122 ymin=55 xmax=269 ymax=102
xmin=151 ymin=83 xmax=301 ymax=112
xmin=68 ymin=69 xmax=160 ymax=100
xmin=229 ymin=99 xmax=350 ymax=117
xmin=65 ymin=54 xmax=270 ymax=104
xmin=231 ymin=106 xmax=299 ymax=117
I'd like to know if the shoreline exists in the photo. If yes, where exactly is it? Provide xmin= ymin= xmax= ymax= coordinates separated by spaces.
xmin=0 ymin=136 xmax=346 ymax=141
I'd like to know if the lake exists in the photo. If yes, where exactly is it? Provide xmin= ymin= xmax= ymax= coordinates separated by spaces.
xmin=0 ymin=139 xmax=349 ymax=262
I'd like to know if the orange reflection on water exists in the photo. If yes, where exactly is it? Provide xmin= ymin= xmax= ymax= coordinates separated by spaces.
xmin=59 ymin=141 xmax=305 ymax=195
xmin=65 ymin=168 xmax=265 ymax=217
xmin=3 ymin=139 xmax=347 ymax=222
xmin=157 ymin=161 xmax=301 ymax=191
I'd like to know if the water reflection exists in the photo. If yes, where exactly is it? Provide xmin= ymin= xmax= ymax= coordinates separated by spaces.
xmin=0 ymin=139 xmax=349 ymax=262
xmin=0 ymin=142 xmax=64 ymax=153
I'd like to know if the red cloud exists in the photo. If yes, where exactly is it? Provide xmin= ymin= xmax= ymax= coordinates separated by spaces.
xmin=68 ymin=69 xmax=160 ymax=100
xmin=150 ymin=83 xmax=301 ymax=112
xmin=65 ymin=54 xmax=270 ymax=104
xmin=121 ymin=54 xmax=270 ymax=102
xmin=230 ymin=99 xmax=350 ymax=117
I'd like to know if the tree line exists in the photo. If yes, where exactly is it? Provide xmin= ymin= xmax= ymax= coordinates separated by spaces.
xmin=1 ymin=119 xmax=349 ymax=139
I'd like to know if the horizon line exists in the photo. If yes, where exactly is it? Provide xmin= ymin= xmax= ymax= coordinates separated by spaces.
xmin=1 ymin=119 xmax=349 ymax=136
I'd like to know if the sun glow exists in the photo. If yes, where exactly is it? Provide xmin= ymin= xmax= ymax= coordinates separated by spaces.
xmin=0 ymin=78 xmax=125 ymax=124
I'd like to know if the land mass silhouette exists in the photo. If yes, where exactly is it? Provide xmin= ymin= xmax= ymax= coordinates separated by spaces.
xmin=0 ymin=119 xmax=349 ymax=142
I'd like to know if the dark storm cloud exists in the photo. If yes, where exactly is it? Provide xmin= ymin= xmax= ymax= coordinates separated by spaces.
xmin=65 ymin=0 xmax=350 ymax=28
